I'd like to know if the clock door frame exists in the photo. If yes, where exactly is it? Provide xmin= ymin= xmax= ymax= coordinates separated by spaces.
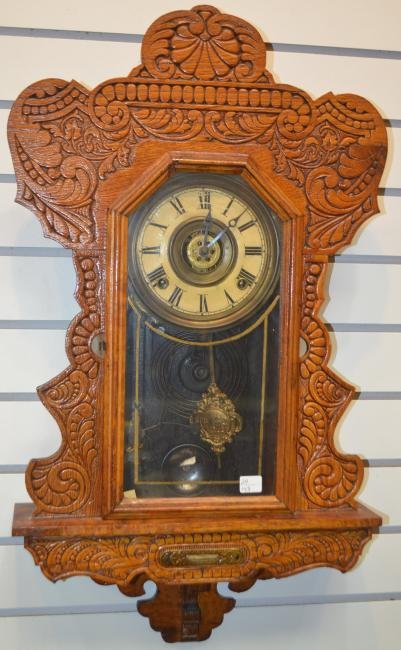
xmin=103 ymin=142 xmax=304 ymax=518
xmin=8 ymin=4 xmax=387 ymax=642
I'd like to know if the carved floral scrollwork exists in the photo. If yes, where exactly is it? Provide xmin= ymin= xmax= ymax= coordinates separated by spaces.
xmin=263 ymin=94 xmax=386 ymax=251
xmin=298 ymin=262 xmax=363 ymax=507
xmin=10 ymin=81 xmax=137 ymax=247
xmin=229 ymin=529 xmax=369 ymax=592
xmin=26 ymin=256 xmax=102 ymax=514
xmin=27 ymin=528 xmax=371 ymax=587
xmin=131 ymin=107 xmax=204 ymax=141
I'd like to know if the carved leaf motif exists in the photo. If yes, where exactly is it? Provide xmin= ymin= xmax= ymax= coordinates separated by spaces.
xmin=28 ymin=460 xmax=91 ymax=513
xmin=70 ymin=314 xmax=100 ymax=379
xmin=67 ymin=403 xmax=96 ymax=464
xmin=305 ymin=457 xmax=361 ymax=505
xmin=263 ymin=101 xmax=386 ymax=251
xmin=29 ymin=537 xmax=151 ymax=581
xmin=44 ymin=370 xmax=89 ymax=412
xmin=299 ymin=402 xmax=326 ymax=466
xmin=205 ymin=110 xmax=275 ymax=143
xmin=309 ymin=370 xmax=349 ymax=408
xmin=254 ymin=530 xmax=368 ymax=576
xmin=132 ymin=108 xmax=204 ymax=140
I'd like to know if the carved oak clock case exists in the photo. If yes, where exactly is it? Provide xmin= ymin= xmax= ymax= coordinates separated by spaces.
xmin=8 ymin=4 xmax=387 ymax=643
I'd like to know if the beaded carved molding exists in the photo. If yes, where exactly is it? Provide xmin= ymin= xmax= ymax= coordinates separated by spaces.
xmin=8 ymin=4 xmax=386 ymax=516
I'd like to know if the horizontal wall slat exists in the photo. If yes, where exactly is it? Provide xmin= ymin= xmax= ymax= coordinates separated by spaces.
xmin=2 ymin=0 xmax=401 ymax=51
xmin=345 ymin=196 xmax=401 ymax=256
xmin=0 ymin=257 xmax=76 ymax=320
xmin=2 ymin=37 xmax=401 ymax=118
xmin=0 ymin=466 xmax=398 ymax=538
xmin=2 ymin=602 xmax=400 ymax=650
xmin=338 ymin=399 xmax=401 ymax=459
xmin=221 ymin=533 xmax=400 ymax=601
xmin=384 ymin=127 xmax=401 ymax=187
xmin=0 ymin=534 xmax=399 ymax=610
xmin=0 ymin=330 xmax=68 ymax=392
xmin=324 ymin=263 xmax=401 ymax=324
xmin=330 ymin=332 xmax=401 ymax=391
xmin=3 ymin=257 xmax=401 ymax=324
xmin=0 ymin=331 xmax=400 ymax=394
xmin=0 ymin=402 xmax=60 ymax=464
xmin=0 ymin=476 xmax=29 ymax=536
xmin=358 ymin=467 xmax=401 ymax=524
xmin=0 ymin=545 xmax=138 ymax=609
xmin=273 ymin=51 xmax=401 ymax=119
xmin=1 ymin=185 xmax=400 ymax=256
xmin=0 ymin=109 xmax=9 ymax=173
xmin=0 ymin=184 xmax=59 ymax=248
xmin=1 ymin=37 xmax=139 ymax=102
xmin=0 ymin=327 xmax=399 ymax=395
xmin=3 ymin=602 xmax=401 ymax=649
xmin=0 ymin=396 xmax=400 ymax=466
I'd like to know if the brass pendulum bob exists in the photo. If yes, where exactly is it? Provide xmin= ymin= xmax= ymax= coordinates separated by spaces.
xmin=190 ymin=345 xmax=242 ymax=468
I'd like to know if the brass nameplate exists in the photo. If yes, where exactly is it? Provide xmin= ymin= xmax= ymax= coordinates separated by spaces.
xmin=159 ymin=546 xmax=245 ymax=568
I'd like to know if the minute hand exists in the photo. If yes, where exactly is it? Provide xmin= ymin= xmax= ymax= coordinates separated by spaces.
xmin=207 ymin=211 xmax=245 ymax=248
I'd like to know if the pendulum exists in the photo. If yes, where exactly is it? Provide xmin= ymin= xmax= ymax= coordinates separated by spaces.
xmin=190 ymin=345 xmax=242 ymax=467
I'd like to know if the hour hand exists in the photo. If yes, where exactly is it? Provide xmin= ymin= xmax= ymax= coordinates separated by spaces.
xmin=202 ymin=205 xmax=213 ymax=247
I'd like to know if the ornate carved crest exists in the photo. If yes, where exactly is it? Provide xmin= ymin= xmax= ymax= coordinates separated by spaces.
xmin=140 ymin=5 xmax=269 ymax=82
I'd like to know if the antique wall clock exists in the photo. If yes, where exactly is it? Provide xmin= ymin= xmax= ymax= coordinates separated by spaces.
xmin=8 ymin=4 xmax=387 ymax=643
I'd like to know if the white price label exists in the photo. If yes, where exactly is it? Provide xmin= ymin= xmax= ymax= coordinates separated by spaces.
xmin=239 ymin=475 xmax=262 ymax=494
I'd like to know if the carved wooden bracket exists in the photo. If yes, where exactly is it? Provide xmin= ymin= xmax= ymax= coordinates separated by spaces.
xmin=9 ymin=4 xmax=386 ymax=642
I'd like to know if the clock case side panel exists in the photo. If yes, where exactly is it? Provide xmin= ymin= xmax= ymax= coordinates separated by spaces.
xmin=7 ymin=79 xmax=107 ymax=517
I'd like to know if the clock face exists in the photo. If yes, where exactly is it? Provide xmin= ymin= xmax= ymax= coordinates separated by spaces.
xmin=124 ymin=173 xmax=281 ymax=499
xmin=128 ymin=174 xmax=279 ymax=329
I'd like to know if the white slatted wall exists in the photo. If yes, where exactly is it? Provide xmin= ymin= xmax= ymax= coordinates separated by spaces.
xmin=1 ymin=1 xmax=400 ymax=647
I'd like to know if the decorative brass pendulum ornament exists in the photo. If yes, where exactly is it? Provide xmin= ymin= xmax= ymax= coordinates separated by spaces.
xmin=190 ymin=345 xmax=242 ymax=467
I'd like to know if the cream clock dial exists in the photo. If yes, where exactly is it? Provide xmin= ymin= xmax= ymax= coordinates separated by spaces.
xmin=129 ymin=174 xmax=279 ymax=328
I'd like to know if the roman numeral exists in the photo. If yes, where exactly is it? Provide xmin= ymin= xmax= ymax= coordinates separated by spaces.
xmin=199 ymin=190 xmax=211 ymax=210
xmin=238 ymin=220 xmax=256 ymax=233
xmin=237 ymin=268 xmax=256 ymax=288
xmin=224 ymin=290 xmax=235 ymax=306
xmin=199 ymin=294 xmax=208 ymax=313
xmin=147 ymin=265 xmax=167 ymax=286
xmin=168 ymin=286 xmax=183 ymax=307
xmin=141 ymin=246 xmax=161 ymax=255
xmin=245 ymin=246 xmax=262 ymax=255
xmin=223 ymin=196 xmax=234 ymax=216
xmin=169 ymin=196 xmax=185 ymax=215
xmin=149 ymin=221 xmax=167 ymax=230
